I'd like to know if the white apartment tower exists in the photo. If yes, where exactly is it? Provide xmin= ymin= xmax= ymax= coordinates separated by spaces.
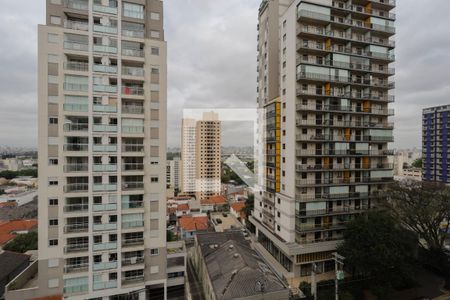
xmin=251 ymin=0 xmax=395 ymax=285
xmin=6 ymin=0 xmax=169 ymax=299
xmin=180 ymin=118 xmax=197 ymax=195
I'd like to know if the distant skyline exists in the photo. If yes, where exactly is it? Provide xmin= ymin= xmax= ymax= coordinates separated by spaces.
xmin=1 ymin=1 xmax=450 ymax=148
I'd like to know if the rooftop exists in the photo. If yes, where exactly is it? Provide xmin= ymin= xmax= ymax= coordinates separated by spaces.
xmin=201 ymin=195 xmax=227 ymax=205
xmin=177 ymin=203 xmax=190 ymax=212
xmin=0 ymin=250 xmax=30 ymax=282
xmin=196 ymin=231 xmax=288 ymax=300
xmin=0 ymin=219 xmax=37 ymax=246
xmin=179 ymin=215 xmax=209 ymax=232
xmin=230 ymin=202 xmax=245 ymax=213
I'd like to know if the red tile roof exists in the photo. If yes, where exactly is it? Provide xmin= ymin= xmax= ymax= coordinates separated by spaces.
xmin=231 ymin=202 xmax=245 ymax=213
xmin=0 ymin=219 xmax=37 ymax=246
xmin=167 ymin=207 xmax=177 ymax=215
xmin=201 ymin=195 xmax=227 ymax=205
xmin=0 ymin=202 xmax=17 ymax=208
xmin=177 ymin=204 xmax=190 ymax=211
xmin=179 ymin=216 xmax=209 ymax=232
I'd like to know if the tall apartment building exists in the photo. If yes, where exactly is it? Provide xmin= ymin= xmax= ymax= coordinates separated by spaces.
xmin=166 ymin=157 xmax=181 ymax=192
xmin=6 ymin=0 xmax=169 ymax=299
xmin=195 ymin=112 xmax=221 ymax=201
xmin=251 ymin=0 xmax=395 ymax=285
xmin=423 ymin=105 xmax=450 ymax=183
xmin=181 ymin=113 xmax=221 ymax=201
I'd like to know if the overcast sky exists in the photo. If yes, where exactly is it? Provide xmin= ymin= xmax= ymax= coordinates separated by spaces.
xmin=0 ymin=0 xmax=449 ymax=148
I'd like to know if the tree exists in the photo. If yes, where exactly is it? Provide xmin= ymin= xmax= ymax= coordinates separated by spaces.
xmin=167 ymin=230 xmax=176 ymax=242
xmin=299 ymin=281 xmax=311 ymax=297
xmin=3 ymin=231 xmax=38 ymax=253
xmin=384 ymin=180 xmax=450 ymax=252
xmin=411 ymin=158 xmax=422 ymax=168
xmin=337 ymin=211 xmax=417 ymax=298
xmin=243 ymin=194 xmax=254 ymax=219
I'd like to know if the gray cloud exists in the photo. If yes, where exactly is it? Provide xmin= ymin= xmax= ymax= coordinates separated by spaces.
xmin=1 ymin=0 xmax=449 ymax=149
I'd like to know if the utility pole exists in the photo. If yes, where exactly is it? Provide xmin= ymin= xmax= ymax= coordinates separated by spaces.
xmin=332 ymin=252 xmax=345 ymax=300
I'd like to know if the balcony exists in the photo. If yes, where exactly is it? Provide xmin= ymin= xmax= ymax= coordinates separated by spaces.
xmin=93 ymin=223 xmax=117 ymax=232
xmin=93 ymin=164 xmax=117 ymax=172
xmin=64 ymin=103 xmax=89 ymax=112
xmin=122 ymin=220 xmax=144 ymax=229
xmin=93 ymin=183 xmax=117 ymax=192
xmin=64 ymin=164 xmax=89 ymax=173
xmin=64 ymin=61 xmax=89 ymax=72
xmin=122 ymin=274 xmax=144 ymax=284
xmin=93 ymin=124 xmax=118 ymax=132
xmin=93 ymin=241 xmax=117 ymax=251
xmin=93 ymin=144 xmax=117 ymax=152
xmin=122 ymin=29 xmax=144 ymax=38
xmin=64 ymin=20 xmax=89 ymax=31
xmin=122 ymin=163 xmax=144 ymax=172
xmin=65 ymin=243 xmax=89 ymax=253
xmin=64 ymin=0 xmax=89 ymax=11
xmin=93 ymin=1 xmax=118 ymax=14
xmin=296 ymin=206 xmax=369 ymax=217
xmin=122 ymin=105 xmax=144 ymax=114
xmin=93 ymin=202 xmax=117 ymax=212
xmin=93 ymin=64 xmax=118 ymax=74
xmin=64 ymin=283 xmax=89 ymax=295
xmin=122 ymin=256 xmax=144 ymax=266
xmin=122 ymin=66 xmax=144 ymax=77
xmin=122 ymin=238 xmax=144 ymax=247
xmin=93 ymin=45 xmax=117 ymax=54
xmin=64 ymin=82 xmax=88 ymax=92
xmin=295 ymin=222 xmax=349 ymax=233
xmin=123 ymin=9 xmax=145 ymax=20
xmin=93 ymin=261 xmax=118 ymax=271
xmin=122 ymin=182 xmax=144 ymax=190
xmin=64 ymin=223 xmax=89 ymax=233
xmin=93 ymin=104 xmax=117 ymax=113
xmin=93 ymin=280 xmax=118 ymax=291
xmin=122 ymin=48 xmax=144 ymax=58
xmin=122 ymin=86 xmax=144 ymax=96
xmin=93 ymin=84 xmax=118 ymax=93
xmin=122 ymin=201 xmax=144 ymax=209
xmin=64 ymin=183 xmax=89 ymax=193
xmin=122 ymin=126 xmax=144 ymax=134
xmin=64 ymin=203 xmax=89 ymax=213
xmin=93 ymin=24 xmax=118 ymax=34
xmin=64 ymin=263 xmax=89 ymax=273
xmin=64 ymin=123 xmax=89 ymax=132
xmin=64 ymin=41 xmax=89 ymax=52
xmin=122 ymin=144 xmax=144 ymax=152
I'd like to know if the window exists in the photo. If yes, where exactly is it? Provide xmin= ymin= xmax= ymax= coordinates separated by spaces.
xmin=49 ymin=117 xmax=58 ymax=124
xmin=49 ymin=198 xmax=58 ymax=206
xmin=48 ymin=33 xmax=58 ymax=44
xmin=50 ymin=16 xmax=61 ymax=25
xmin=48 ymin=96 xmax=58 ymax=103
xmin=150 ymin=248 xmax=159 ymax=255
xmin=123 ymin=2 xmax=144 ymax=19
xmin=277 ymin=212 xmax=281 ymax=218
xmin=49 ymin=219 xmax=58 ymax=226
xmin=150 ymin=12 xmax=160 ymax=20
xmin=277 ymin=198 xmax=281 ymax=204
xmin=151 ymin=47 xmax=159 ymax=55
xmin=283 ymin=20 xmax=286 ymax=28
xmin=48 ymin=179 xmax=58 ymax=186
xmin=282 ymin=88 xmax=286 ymax=95
xmin=49 ymin=239 xmax=58 ymax=246
xmin=277 ymin=225 xmax=281 ymax=231
xmin=151 ymin=177 xmax=159 ymax=183
xmin=49 ymin=158 xmax=58 ymax=165
xmin=151 ymin=67 xmax=160 ymax=74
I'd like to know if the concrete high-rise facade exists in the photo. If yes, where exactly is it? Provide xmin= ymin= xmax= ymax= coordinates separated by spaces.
xmin=251 ymin=0 xmax=395 ymax=285
xmin=6 ymin=0 xmax=171 ymax=299
xmin=166 ymin=157 xmax=181 ymax=192
xmin=423 ymin=105 xmax=450 ymax=183
xmin=181 ymin=113 xmax=221 ymax=201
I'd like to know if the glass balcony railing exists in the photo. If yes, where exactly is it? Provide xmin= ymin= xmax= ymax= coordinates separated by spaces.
xmin=93 ymin=24 xmax=118 ymax=34
xmin=92 ymin=124 xmax=118 ymax=132
xmin=93 ymin=202 xmax=117 ymax=212
xmin=121 ymin=201 xmax=144 ymax=209
xmin=93 ymin=64 xmax=118 ymax=74
xmin=64 ymin=61 xmax=89 ymax=72
xmin=93 ymin=144 xmax=117 ymax=152
xmin=64 ymin=103 xmax=89 ymax=112
xmin=64 ymin=183 xmax=89 ymax=193
xmin=64 ymin=143 xmax=89 ymax=152
xmin=93 ymin=241 xmax=117 ymax=251
xmin=93 ymin=164 xmax=117 ymax=172
xmin=122 ymin=29 xmax=144 ymax=38
xmin=93 ymin=183 xmax=117 ymax=192
xmin=123 ymin=163 xmax=144 ymax=171
xmin=64 ymin=283 xmax=89 ymax=294
xmin=64 ymin=41 xmax=89 ymax=52
xmin=122 ymin=105 xmax=144 ymax=114
xmin=64 ymin=203 xmax=89 ymax=213
xmin=64 ymin=223 xmax=89 ymax=233
xmin=93 ymin=3 xmax=118 ymax=14
xmin=64 ymin=0 xmax=89 ymax=11
xmin=122 ymin=126 xmax=144 ymax=134
xmin=122 ymin=238 xmax=144 ymax=247
xmin=93 ymin=104 xmax=117 ymax=113
xmin=64 ymin=164 xmax=89 ymax=173
xmin=122 ymin=256 xmax=144 ymax=266
xmin=93 ymin=45 xmax=117 ymax=54
xmin=122 ymin=86 xmax=144 ymax=96
xmin=64 ymin=20 xmax=89 ymax=31
xmin=123 ymin=9 xmax=144 ymax=20
xmin=64 ymin=263 xmax=89 ymax=273
xmin=93 ymin=261 xmax=118 ymax=272
xmin=122 ymin=220 xmax=144 ymax=229
xmin=64 ymin=243 xmax=89 ymax=253
xmin=93 ymin=280 xmax=118 ymax=291
xmin=122 ymin=66 xmax=144 ymax=77
xmin=93 ymin=84 xmax=118 ymax=93
xmin=122 ymin=144 xmax=144 ymax=152
xmin=122 ymin=181 xmax=144 ymax=190
xmin=122 ymin=48 xmax=144 ymax=57
xmin=93 ymin=223 xmax=117 ymax=231
xmin=64 ymin=83 xmax=89 ymax=92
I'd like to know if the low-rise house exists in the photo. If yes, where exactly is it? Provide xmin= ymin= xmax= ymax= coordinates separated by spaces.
xmin=200 ymin=195 xmax=227 ymax=212
xmin=230 ymin=202 xmax=246 ymax=225
xmin=175 ymin=203 xmax=190 ymax=217
xmin=178 ymin=215 xmax=209 ymax=240
xmin=192 ymin=231 xmax=289 ymax=300
xmin=0 ymin=251 xmax=31 ymax=298
xmin=0 ymin=220 xmax=37 ymax=248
